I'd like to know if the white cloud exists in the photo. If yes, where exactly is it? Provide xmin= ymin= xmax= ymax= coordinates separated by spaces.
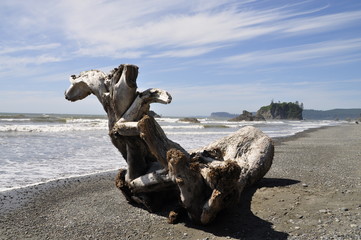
xmin=151 ymin=46 xmax=225 ymax=58
xmin=0 ymin=43 xmax=61 ymax=55
xmin=59 ymin=2 xmax=361 ymax=60
xmin=2 ymin=1 xmax=361 ymax=60
xmin=0 ymin=1 xmax=360 ymax=115
xmin=0 ymin=42 xmax=64 ymax=77
xmin=284 ymin=10 xmax=361 ymax=34
xmin=0 ymin=55 xmax=63 ymax=71
xmin=220 ymin=38 xmax=361 ymax=67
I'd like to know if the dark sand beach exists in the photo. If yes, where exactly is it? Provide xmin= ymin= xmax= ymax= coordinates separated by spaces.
xmin=1 ymin=124 xmax=360 ymax=239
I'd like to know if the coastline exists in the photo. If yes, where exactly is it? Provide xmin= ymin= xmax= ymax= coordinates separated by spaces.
xmin=0 ymin=170 xmax=118 ymax=215
xmin=1 ymin=123 xmax=360 ymax=239
xmin=272 ymin=125 xmax=333 ymax=145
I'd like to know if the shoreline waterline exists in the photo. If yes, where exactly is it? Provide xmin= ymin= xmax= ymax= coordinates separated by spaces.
xmin=1 ymin=123 xmax=360 ymax=239
xmin=0 ymin=170 xmax=118 ymax=215
xmin=0 ymin=169 xmax=118 ymax=193
xmin=0 ymin=123 xmax=353 ymax=216
xmin=0 ymin=122 xmax=350 ymax=193
xmin=0 ymin=121 xmax=348 ymax=193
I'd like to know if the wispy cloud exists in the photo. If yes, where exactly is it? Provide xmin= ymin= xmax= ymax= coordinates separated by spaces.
xmin=1 ymin=1 xmax=361 ymax=61
xmin=0 ymin=42 xmax=64 ymax=76
xmin=284 ymin=10 xmax=361 ymax=34
xmin=55 ymin=2 xmax=361 ymax=59
xmin=0 ymin=43 xmax=61 ymax=55
xmin=0 ymin=55 xmax=64 ymax=78
xmin=0 ymin=0 xmax=360 ymax=114
xmin=151 ymin=45 xmax=226 ymax=58
xmin=220 ymin=38 xmax=361 ymax=67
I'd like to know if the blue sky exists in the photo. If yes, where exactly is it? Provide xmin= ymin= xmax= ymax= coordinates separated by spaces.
xmin=1 ymin=0 xmax=361 ymax=116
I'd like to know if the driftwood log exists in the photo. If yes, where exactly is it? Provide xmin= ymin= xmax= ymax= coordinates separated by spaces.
xmin=65 ymin=64 xmax=274 ymax=225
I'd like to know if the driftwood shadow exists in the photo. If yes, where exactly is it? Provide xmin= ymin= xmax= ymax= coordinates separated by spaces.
xmin=181 ymin=178 xmax=300 ymax=239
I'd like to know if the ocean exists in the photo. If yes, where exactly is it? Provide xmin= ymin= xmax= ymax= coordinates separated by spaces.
xmin=0 ymin=112 xmax=345 ymax=192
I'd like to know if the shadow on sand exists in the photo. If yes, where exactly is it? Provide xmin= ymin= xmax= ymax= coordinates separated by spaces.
xmin=182 ymin=178 xmax=300 ymax=240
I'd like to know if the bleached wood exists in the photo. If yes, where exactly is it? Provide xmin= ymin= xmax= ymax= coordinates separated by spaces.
xmin=109 ymin=64 xmax=138 ymax=120
xmin=111 ymin=88 xmax=172 ymax=137
xmin=129 ymin=168 xmax=174 ymax=193
xmin=137 ymin=115 xmax=188 ymax=168
xmin=120 ymin=88 xmax=172 ymax=122
xmin=66 ymin=63 xmax=274 ymax=225
xmin=167 ymin=126 xmax=274 ymax=225
xmin=112 ymin=122 xmax=140 ymax=136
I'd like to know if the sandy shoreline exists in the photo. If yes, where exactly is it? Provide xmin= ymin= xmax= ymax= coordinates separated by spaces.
xmin=1 ymin=124 xmax=360 ymax=239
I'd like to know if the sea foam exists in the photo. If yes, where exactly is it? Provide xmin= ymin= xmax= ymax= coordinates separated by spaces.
xmin=0 ymin=113 xmax=346 ymax=192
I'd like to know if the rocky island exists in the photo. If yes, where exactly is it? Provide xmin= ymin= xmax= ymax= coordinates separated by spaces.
xmin=257 ymin=101 xmax=303 ymax=120
xmin=228 ymin=110 xmax=265 ymax=122
xmin=214 ymin=101 xmax=303 ymax=121
xmin=178 ymin=117 xmax=200 ymax=123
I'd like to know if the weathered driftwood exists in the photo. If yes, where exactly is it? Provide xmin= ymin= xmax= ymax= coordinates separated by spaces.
xmin=114 ymin=113 xmax=274 ymax=224
xmin=65 ymin=64 xmax=177 ymax=210
xmin=65 ymin=63 xmax=274 ymax=225
xmin=112 ymin=113 xmax=188 ymax=195
xmin=115 ymin=120 xmax=274 ymax=224
xmin=169 ymin=126 xmax=274 ymax=224
xmin=65 ymin=65 xmax=159 ymax=180
xmin=124 ymin=123 xmax=274 ymax=224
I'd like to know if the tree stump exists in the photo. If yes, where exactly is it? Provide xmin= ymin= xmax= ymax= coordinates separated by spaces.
xmin=65 ymin=64 xmax=274 ymax=225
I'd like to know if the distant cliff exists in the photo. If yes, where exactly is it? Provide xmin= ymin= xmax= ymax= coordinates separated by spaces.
xmin=210 ymin=112 xmax=238 ymax=119
xmin=303 ymin=108 xmax=361 ymax=120
xmin=257 ymin=102 xmax=303 ymax=120
xmin=210 ymin=107 xmax=360 ymax=121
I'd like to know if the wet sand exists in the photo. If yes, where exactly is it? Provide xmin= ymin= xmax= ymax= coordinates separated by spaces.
xmin=1 ymin=124 xmax=360 ymax=239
